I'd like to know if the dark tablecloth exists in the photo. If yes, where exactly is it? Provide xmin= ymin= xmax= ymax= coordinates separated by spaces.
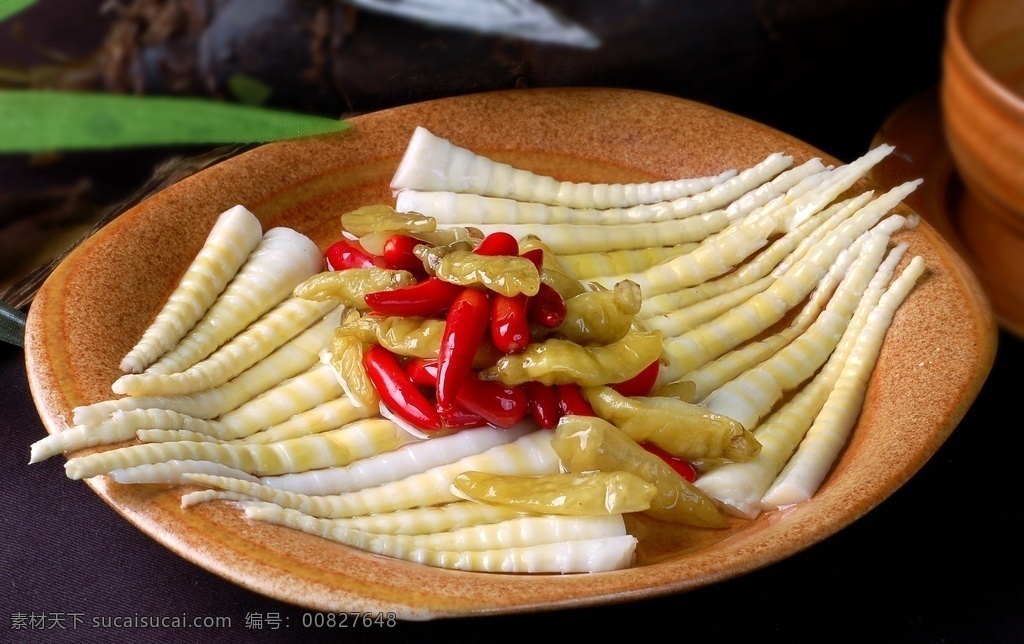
xmin=4 ymin=329 xmax=1023 ymax=643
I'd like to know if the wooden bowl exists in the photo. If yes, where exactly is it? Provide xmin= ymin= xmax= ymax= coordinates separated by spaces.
xmin=25 ymin=88 xmax=997 ymax=618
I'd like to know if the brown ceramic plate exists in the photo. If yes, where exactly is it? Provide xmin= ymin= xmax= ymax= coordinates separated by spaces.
xmin=25 ymin=88 xmax=997 ymax=619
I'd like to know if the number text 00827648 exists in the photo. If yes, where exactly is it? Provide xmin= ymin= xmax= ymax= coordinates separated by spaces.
xmin=301 ymin=612 xmax=398 ymax=628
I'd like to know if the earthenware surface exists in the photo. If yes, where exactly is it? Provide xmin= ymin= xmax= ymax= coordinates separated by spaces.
xmin=25 ymin=88 xmax=997 ymax=619
xmin=942 ymin=0 xmax=1024 ymax=222
xmin=871 ymin=88 xmax=1024 ymax=338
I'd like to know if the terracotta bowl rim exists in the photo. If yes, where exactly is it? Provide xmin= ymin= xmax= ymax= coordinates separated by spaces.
xmin=945 ymin=0 xmax=1024 ymax=114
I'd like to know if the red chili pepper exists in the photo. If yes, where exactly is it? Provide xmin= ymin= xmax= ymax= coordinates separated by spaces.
xmin=405 ymin=358 xmax=438 ymax=387
xmin=556 ymin=384 xmax=595 ymax=417
xmin=473 ymin=231 xmax=520 ymax=256
xmin=437 ymin=403 xmax=488 ymax=429
xmin=642 ymin=443 xmax=698 ymax=482
xmin=403 ymin=359 xmax=490 ymax=428
xmin=522 ymin=381 xmax=559 ymax=429
xmin=528 ymin=283 xmax=567 ymax=328
xmin=325 ymin=238 xmax=386 ymax=270
xmin=490 ymin=293 xmax=530 ymax=354
xmin=453 ymin=376 xmax=528 ymax=428
xmin=611 ymin=359 xmax=660 ymax=397
xmin=363 ymin=276 xmax=464 ymax=318
xmin=363 ymin=345 xmax=442 ymax=432
xmin=382 ymin=234 xmax=428 ymax=277
xmin=520 ymin=248 xmax=544 ymax=270
xmin=436 ymin=287 xmax=491 ymax=410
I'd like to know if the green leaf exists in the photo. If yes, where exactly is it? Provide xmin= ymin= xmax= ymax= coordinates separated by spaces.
xmin=0 ymin=90 xmax=350 ymax=153
xmin=0 ymin=0 xmax=37 ymax=23
xmin=228 ymin=74 xmax=274 ymax=106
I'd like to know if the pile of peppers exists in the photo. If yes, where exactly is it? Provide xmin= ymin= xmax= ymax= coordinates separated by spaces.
xmin=319 ymin=210 xmax=696 ymax=482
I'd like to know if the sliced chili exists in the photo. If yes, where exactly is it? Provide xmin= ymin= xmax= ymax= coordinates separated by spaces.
xmin=490 ymin=293 xmax=530 ymax=354
xmin=437 ymin=403 xmax=488 ymax=429
xmin=405 ymin=357 xmax=438 ymax=387
xmin=363 ymin=345 xmax=442 ymax=431
xmin=436 ymin=287 xmax=491 ymax=410
xmin=520 ymin=248 xmax=544 ymax=270
xmin=642 ymin=443 xmax=698 ymax=482
xmin=528 ymin=282 xmax=567 ymax=328
xmin=555 ymin=384 xmax=595 ymax=417
xmin=523 ymin=381 xmax=560 ymax=429
xmin=403 ymin=358 xmax=493 ymax=428
xmin=611 ymin=359 xmax=660 ymax=397
xmin=454 ymin=376 xmax=528 ymax=428
xmin=363 ymin=276 xmax=464 ymax=318
xmin=382 ymin=234 xmax=428 ymax=277
xmin=473 ymin=231 xmax=520 ymax=256
xmin=325 ymin=238 xmax=386 ymax=270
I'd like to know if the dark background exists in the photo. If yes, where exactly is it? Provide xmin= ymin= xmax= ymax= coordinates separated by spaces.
xmin=3 ymin=1 xmax=1023 ymax=642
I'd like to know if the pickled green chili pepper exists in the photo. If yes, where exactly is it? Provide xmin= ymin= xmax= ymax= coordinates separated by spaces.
xmin=331 ymin=310 xmax=380 ymax=344
xmin=294 ymin=268 xmax=415 ymax=309
xmin=649 ymin=380 xmax=698 ymax=402
xmin=539 ymin=266 xmax=587 ymax=300
xmin=372 ymin=316 xmax=446 ymax=359
xmin=411 ymin=226 xmax=483 ymax=248
xmin=341 ymin=204 xmax=436 ymax=237
xmin=480 ymin=329 xmax=663 ymax=387
xmin=517 ymin=236 xmax=560 ymax=271
xmin=436 ymin=250 xmax=541 ymax=297
xmin=323 ymin=331 xmax=379 ymax=408
xmin=341 ymin=314 xmax=501 ymax=368
xmin=551 ymin=415 xmax=727 ymax=528
xmin=557 ymin=279 xmax=642 ymax=345
xmin=414 ymin=238 xmax=477 ymax=273
xmin=451 ymin=470 xmax=656 ymax=516
xmin=581 ymin=386 xmax=761 ymax=463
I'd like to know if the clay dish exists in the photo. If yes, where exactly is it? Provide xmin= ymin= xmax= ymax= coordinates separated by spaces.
xmin=25 ymin=88 xmax=996 ymax=618
xmin=942 ymin=0 xmax=1024 ymax=324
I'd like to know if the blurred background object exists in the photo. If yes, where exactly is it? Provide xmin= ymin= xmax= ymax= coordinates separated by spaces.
xmin=0 ymin=0 xmax=950 ymax=296
xmin=4 ymin=0 xmax=949 ymax=148
xmin=940 ymin=0 xmax=1024 ymax=334
xmin=868 ymin=0 xmax=1024 ymax=337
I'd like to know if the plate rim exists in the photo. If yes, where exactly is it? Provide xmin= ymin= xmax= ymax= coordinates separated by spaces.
xmin=24 ymin=87 xmax=998 ymax=618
